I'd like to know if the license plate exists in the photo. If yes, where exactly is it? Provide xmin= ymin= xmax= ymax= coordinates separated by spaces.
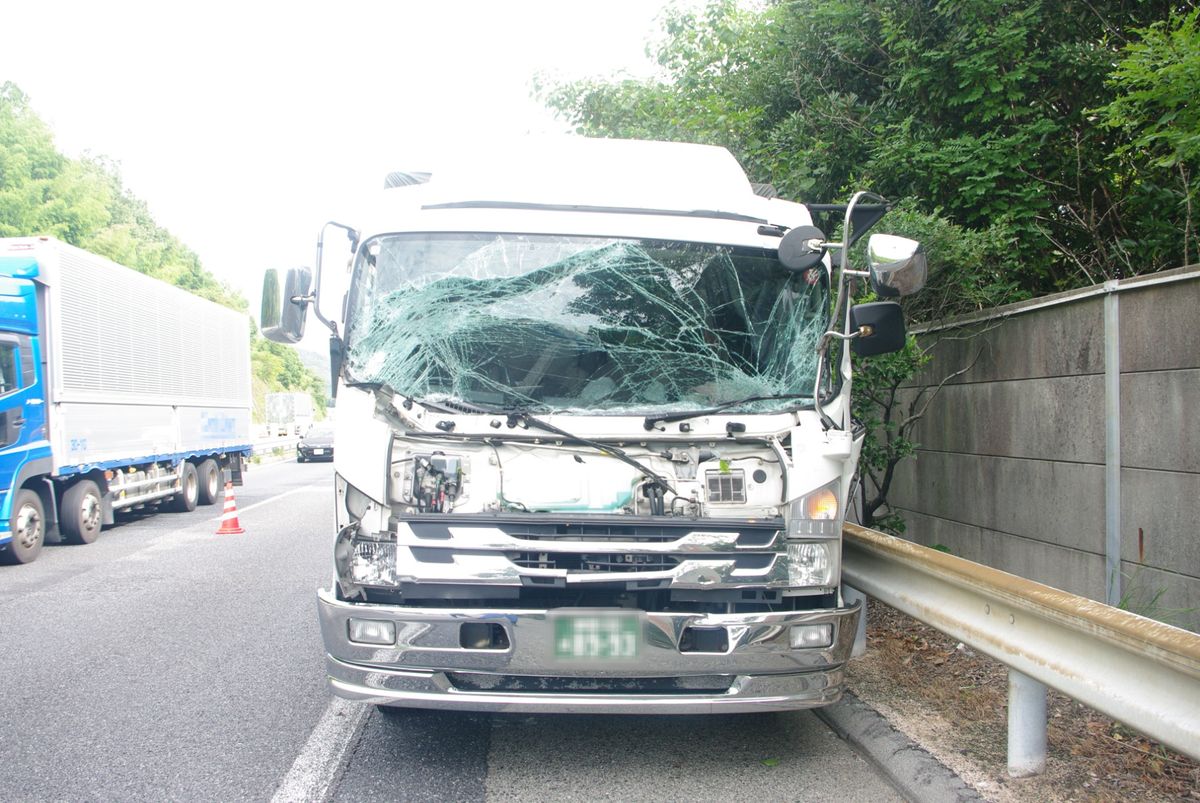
xmin=313 ymin=449 xmax=325 ymax=455
xmin=553 ymin=613 xmax=640 ymax=659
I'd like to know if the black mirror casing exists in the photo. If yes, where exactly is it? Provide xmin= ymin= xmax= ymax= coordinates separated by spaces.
xmin=849 ymin=301 xmax=906 ymax=357
xmin=777 ymin=225 xmax=827 ymax=272
xmin=261 ymin=267 xmax=313 ymax=344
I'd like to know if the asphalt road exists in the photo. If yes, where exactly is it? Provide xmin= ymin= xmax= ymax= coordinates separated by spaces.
xmin=0 ymin=460 xmax=902 ymax=802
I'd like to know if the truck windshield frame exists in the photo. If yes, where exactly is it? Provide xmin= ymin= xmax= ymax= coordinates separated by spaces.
xmin=343 ymin=232 xmax=830 ymax=416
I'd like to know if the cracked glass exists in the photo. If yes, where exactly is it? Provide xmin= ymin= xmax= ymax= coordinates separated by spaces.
xmin=344 ymin=233 xmax=828 ymax=414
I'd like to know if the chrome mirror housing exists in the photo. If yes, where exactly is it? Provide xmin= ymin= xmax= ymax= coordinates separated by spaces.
xmin=866 ymin=234 xmax=926 ymax=297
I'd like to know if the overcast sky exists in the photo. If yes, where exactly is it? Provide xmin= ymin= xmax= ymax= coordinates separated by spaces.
xmin=2 ymin=0 xmax=692 ymax=343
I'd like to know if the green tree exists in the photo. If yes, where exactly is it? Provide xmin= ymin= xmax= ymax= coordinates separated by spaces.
xmin=1097 ymin=9 xmax=1200 ymax=266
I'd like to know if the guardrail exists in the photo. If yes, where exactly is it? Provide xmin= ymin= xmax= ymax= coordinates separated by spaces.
xmin=250 ymin=437 xmax=299 ymax=456
xmin=841 ymin=523 xmax=1200 ymax=772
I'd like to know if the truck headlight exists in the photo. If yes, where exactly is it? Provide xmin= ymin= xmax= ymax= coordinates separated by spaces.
xmin=350 ymin=538 xmax=397 ymax=586
xmin=787 ymin=541 xmax=834 ymax=587
xmin=335 ymin=523 xmax=399 ymax=589
xmin=788 ymin=479 xmax=841 ymax=537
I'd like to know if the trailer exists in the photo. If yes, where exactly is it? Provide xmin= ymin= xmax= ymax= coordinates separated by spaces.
xmin=0 ymin=237 xmax=253 ymax=565
xmin=266 ymin=391 xmax=314 ymax=436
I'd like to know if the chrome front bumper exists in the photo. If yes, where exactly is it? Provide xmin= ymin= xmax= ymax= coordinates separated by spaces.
xmin=318 ymin=588 xmax=861 ymax=714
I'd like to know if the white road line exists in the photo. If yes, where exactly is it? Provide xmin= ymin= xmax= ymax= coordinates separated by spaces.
xmin=211 ymin=486 xmax=324 ymax=521
xmin=272 ymin=697 xmax=370 ymax=803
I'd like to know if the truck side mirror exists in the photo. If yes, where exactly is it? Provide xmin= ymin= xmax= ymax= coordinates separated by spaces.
xmin=261 ymin=267 xmax=312 ymax=344
xmin=849 ymin=301 xmax=906 ymax=357
xmin=866 ymin=234 xmax=926 ymax=297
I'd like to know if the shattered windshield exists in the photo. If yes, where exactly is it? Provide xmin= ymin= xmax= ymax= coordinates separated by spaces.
xmin=344 ymin=233 xmax=828 ymax=414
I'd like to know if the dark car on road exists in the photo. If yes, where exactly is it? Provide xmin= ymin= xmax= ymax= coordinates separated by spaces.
xmin=297 ymin=422 xmax=334 ymax=462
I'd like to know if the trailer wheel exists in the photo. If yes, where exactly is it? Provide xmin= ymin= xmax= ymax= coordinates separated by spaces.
xmin=61 ymin=480 xmax=103 ymax=545
xmin=1 ymin=489 xmax=45 ymax=564
xmin=196 ymin=459 xmax=220 ymax=505
xmin=170 ymin=462 xmax=199 ymax=512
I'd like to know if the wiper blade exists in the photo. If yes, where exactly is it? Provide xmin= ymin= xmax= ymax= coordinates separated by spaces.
xmin=506 ymin=410 xmax=676 ymax=496
xmin=643 ymin=394 xmax=812 ymax=430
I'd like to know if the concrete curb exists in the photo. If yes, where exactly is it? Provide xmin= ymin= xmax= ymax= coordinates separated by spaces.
xmin=816 ymin=692 xmax=983 ymax=803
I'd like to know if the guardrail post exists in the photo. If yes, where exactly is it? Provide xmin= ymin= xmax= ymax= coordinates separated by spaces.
xmin=842 ymin=585 xmax=868 ymax=658
xmin=1007 ymin=669 xmax=1047 ymax=777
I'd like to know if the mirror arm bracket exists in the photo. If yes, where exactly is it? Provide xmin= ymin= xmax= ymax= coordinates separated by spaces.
xmin=313 ymin=221 xmax=359 ymax=336
xmin=823 ymin=327 xmax=870 ymax=343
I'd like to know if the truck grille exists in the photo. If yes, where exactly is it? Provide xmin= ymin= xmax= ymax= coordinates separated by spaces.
xmin=392 ymin=514 xmax=788 ymax=590
xmin=511 ymin=552 xmax=680 ymax=573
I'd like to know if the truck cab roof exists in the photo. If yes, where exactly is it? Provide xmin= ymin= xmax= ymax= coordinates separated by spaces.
xmin=356 ymin=138 xmax=813 ymax=247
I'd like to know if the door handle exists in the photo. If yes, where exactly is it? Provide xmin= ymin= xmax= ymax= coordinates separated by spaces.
xmin=12 ymin=418 xmax=24 ymax=427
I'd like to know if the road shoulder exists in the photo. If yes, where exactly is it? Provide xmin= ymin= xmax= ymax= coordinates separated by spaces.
xmin=817 ymin=693 xmax=983 ymax=803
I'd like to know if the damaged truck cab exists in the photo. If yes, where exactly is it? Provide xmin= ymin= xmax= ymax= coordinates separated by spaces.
xmin=262 ymin=138 xmax=925 ymax=713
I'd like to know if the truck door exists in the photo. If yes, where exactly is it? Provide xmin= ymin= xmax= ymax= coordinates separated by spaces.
xmin=0 ymin=277 xmax=51 ymax=541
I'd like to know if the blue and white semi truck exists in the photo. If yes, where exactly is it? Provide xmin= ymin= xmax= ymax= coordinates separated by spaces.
xmin=0 ymin=237 xmax=253 ymax=565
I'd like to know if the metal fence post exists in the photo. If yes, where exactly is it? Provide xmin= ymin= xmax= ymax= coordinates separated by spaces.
xmin=1007 ymin=669 xmax=1047 ymax=777
xmin=842 ymin=584 xmax=868 ymax=658
xmin=1104 ymin=282 xmax=1122 ymax=606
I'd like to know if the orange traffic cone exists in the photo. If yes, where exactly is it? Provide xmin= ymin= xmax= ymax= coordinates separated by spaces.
xmin=216 ymin=481 xmax=245 ymax=534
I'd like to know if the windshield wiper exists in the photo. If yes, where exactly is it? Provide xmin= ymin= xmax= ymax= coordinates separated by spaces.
xmin=642 ymin=394 xmax=813 ymax=430
xmin=505 ymin=409 xmax=676 ymax=505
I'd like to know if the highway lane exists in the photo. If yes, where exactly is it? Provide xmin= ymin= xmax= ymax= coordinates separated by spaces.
xmin=0 ymin=459 xmax=335 ymax=801
xmin=331 ymin=707 xmax=902 ymax=802
xmin=1 ymin=460 xmax=903 ymax=802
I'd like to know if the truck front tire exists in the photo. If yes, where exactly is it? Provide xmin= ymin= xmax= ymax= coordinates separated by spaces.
xmin=1 ymin=489 xmax=45 ymax=564
xmin=196 ymin=459 xmax=220 ymax=505
xmin=170 ymin=462 xmax=199 ymax=512
xmin=61 ymin=480 xmax=103 ymax=545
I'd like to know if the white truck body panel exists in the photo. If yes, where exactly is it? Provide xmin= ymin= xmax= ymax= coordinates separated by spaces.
xmin=6 ymin=238 xmax=252 ymax=475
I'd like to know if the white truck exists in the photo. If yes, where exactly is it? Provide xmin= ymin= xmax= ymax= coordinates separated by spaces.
xmin=261 ymin=138 xmax=924 ymax=713
xmin=266 ymin=391 xmax=315 ymax=436
xmin=0 ymin=237 xmax=253 ymax=565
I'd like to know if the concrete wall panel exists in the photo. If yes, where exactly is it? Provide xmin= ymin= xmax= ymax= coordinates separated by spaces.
xmin=909 ymin=299 xmax=1105 ymax=388
xmin=1119 ymin=278 xmax=1200 ymax=372
xmin=892 ymin=509 xmax=983 ymax=562
xmin=1121 ymin=468 xmax=1200 ymax=576
xmin=1120 ymin=369 xmax=1200 ymax=473
xmin=890 ymin=451 xmax=1105 ymax=554
xmin=976 ymin=529 xmax=1106 ymax=601
xmin=1117 ymin=563 xmax=1200 ymax=633
xmin=902 ymin=375 xmax=1105 ymax=464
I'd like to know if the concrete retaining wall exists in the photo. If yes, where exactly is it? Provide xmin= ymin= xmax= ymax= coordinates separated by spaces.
xmin=885 ymin=266 xmax=1200 ymax=632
